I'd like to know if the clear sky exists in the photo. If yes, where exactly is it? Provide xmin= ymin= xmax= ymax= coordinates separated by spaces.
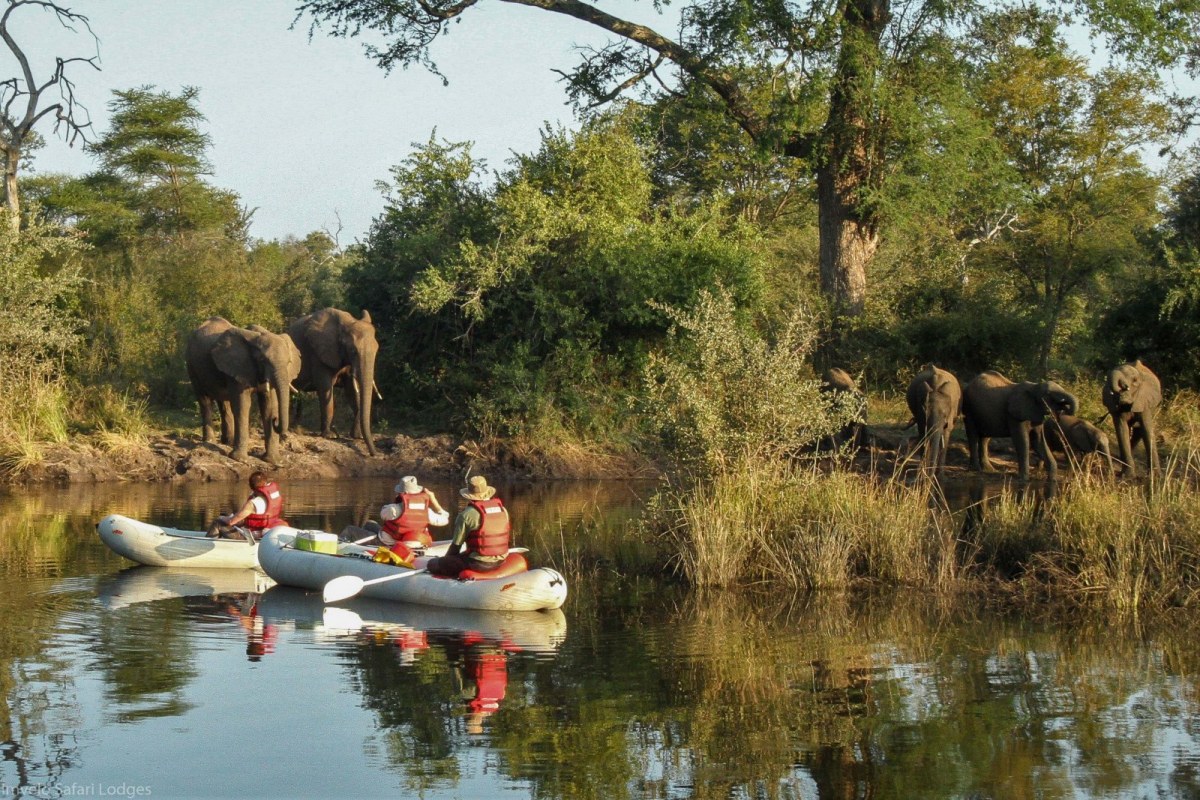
xmin=15 ymin=0 xmax=675 ymax=244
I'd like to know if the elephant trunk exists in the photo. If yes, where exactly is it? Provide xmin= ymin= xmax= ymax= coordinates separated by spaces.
xmin=270 ymin=367 xmax=291 ymax=443
xmin=926 ymin=429 xmax=943 ymax=471
xmin=355 ymin=353 xmax=377 ymax=456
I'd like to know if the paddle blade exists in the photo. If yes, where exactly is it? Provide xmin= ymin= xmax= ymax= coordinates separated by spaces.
xmin=323 ymin=575 xmax=366 ymax=603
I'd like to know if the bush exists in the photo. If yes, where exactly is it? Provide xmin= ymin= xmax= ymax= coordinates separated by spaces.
xmin=640 ymin=286 xmax=849 ymax=477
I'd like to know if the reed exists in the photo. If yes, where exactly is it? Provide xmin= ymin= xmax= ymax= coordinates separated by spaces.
xmin=0 ymin=363 xmax=71 ymax=476
xmin=652 ymin=462 xmax=957 ymax=591
xmin=1028 ymin=449 xmax=1200 ymax=610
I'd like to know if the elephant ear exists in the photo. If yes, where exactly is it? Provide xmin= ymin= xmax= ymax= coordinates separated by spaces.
xmin=212 ymin=330 xmax=258 ymax=388
xmin=286 ymin=334 xmax=303 ymax=382
xmin=1007 ymin=383 xmax=1045 ymax=422
xmin=311 ymin=321 xmax=345 ymax=371
xmin=1131 ymin=364 xmax=1162 ymax=412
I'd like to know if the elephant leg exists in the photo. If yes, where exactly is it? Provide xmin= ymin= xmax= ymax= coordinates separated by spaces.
xmin=1141 ymin=413 xmax=1159 ymax=474
xmin=1011 ymin=422 xmax=1030 ymax=479
xmin=259 ymin=388 xmax=280 ymax=465
xmin=1114 ymin=416 xmax=1135 ymax=477
xmin=198 ymin=395 xmax=215 ymax=444
xmin=342 ymin=378 xmax=362 ymax=441
xmin=230 ymin=392 xmax=251 ymax=462
xmin=1029 ymin=425 xmax=1055 ymax=480
xmin=966 ymin=421 xmax=981 ymax=471
xmin=316 ymin=377 xmax=337 ymax=438
xmin=219 ymin=400 xmax=234 ymax=447
xmin=979 ymin=436 xmax=996 ymax=472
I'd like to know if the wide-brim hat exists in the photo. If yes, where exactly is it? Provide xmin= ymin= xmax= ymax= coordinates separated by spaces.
xmin=460 ymin=475 xmax=496 ymax=501
xmin=396 ymin=475 xmax=422 ymax=494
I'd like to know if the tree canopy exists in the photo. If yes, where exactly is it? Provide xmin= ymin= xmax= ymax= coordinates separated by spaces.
xmin=296 ymin=0 xmax=1199 ymax=327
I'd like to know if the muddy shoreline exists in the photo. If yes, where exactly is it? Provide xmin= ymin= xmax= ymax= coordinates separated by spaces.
xmin=4 ymin=430 xmax=659 ymax=485
xmin=3 ymin=422 xmax=1062 ymax=486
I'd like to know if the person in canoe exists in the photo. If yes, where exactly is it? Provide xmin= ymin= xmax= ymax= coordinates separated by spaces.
xmin=343 ymin=475 xmax=448 ymax=563
xmin=206 ymin=471 xmax=287 ymax=543
xmin=426 ymin=475 xmax=510 ymax=578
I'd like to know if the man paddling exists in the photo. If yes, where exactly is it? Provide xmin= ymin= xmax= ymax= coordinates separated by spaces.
xmin=426 ymin=475 xmax=511 ymax=578
xmin=206 ymin=471 xmax=286 ymax=543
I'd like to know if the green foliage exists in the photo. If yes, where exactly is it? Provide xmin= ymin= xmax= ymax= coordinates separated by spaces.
xmin=0 ymin=213 xmax=84 ymax=456
xmin=639 ymin=286 xmax=845 ymax=478
xmin=248 ymin=232 xmax=350 ymax=321
xmin=1098 ymin=154 xmax=1200 ymax=386
xmin=352 ymin=118 xmax=763 ymax=439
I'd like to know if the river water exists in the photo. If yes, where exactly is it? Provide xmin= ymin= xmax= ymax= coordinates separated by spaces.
xmin=1 ymin=476 xmax=1198 ymax=799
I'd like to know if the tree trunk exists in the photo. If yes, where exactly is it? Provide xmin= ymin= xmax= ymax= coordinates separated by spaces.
xmin=817 ymin=165 xmax=875 ymax=316
xmin=812 ymin=0 xmax=888 ymax=317
xmin=3 ymin=144 xmax=19 ymax=233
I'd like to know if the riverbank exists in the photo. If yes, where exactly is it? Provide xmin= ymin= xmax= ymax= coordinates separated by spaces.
xmin=2 ymin=429 xmax=660 ymax=484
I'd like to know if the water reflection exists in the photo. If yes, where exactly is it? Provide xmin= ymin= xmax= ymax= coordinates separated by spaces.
xmin=2 ymin=479 xmax=1200 ymax=798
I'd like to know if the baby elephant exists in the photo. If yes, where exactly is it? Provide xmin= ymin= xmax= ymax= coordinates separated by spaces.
xmin=1039 ymin=413 xmax=1115 ymax=475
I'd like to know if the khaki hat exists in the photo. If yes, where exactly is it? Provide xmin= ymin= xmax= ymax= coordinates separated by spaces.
xmin=460 ymin=475 xmax=496 ymax=501
xmin=396 ymin=475 xmax=422 ymax=495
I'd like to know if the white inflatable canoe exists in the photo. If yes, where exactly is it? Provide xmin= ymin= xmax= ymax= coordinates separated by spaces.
xmin=259 ymin=527 xmax=568 ymax=612
xmin=97 ymin=514 xmax=261 ymax=569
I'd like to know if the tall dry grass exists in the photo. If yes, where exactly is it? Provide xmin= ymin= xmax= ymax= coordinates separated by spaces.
xmin=0 ymin=364 xmax=71 ymax=475
xmin=647 ymin=432 xmax=1200 ymax=612
xmin=0 ymin=364 xmax=153 ymax=477
xmin=650 ymin=463 xmax=959 ymax=592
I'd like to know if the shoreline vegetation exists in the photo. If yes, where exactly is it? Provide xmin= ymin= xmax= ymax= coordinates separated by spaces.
xmin=5 ymin=379 xmax=1199 ymax=615
xmin=3 ymin=24 xmax=1200 ymax=620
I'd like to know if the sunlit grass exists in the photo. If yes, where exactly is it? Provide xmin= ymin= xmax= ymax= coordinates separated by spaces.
xmin=649 ymin=462 xmax=956 ymax=591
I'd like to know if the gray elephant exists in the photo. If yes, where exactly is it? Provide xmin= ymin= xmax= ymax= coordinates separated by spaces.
xmin=185 ymin=317 xmax=302 ymax=464
xmin=1102 ymin=359 xmax=1161 ymax=476
xmin=1039 ymin=413 xmax=1115 ymax=475
xmin=288 ymin=308 xmax=379 ymax=456
xmin=820 ymin=367 xmax=867 ymax=448
xmin=905 ymin=364 xmax=961 ymax=474
xmin=962 ymin=371 xmax=1078 ymax=480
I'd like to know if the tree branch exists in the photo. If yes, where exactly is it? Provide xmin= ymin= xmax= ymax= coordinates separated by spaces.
xmin=503 ymin=0 xmax=769 ymax=142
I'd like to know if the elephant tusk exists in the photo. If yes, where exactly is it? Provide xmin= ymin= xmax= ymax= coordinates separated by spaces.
xmin=373 ymin=381 xmax=383 ymax=401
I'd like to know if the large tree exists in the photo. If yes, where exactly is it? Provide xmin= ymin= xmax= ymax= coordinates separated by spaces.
xmin=0 ymin=0 xmax=96 ymax=232
xmin=295 ymin=0 xmax=1198 ymax=319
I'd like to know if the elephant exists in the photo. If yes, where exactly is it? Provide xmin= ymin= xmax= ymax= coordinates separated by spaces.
xmin=288 ymin=308 xmax=380 ymax=456
xmin=905 ymin=364 xmax=962 ymax=474
xmin=820 ymin=367 xmax=867 ymax=449
xmin=962 ymin=370 xmax=1078 ymax=480
xmin=185 ymin=317 xmax=302 ymax=464
xmin=1102 ymin=359 xmax=1161 ymax=477
xmin=1038 ymin=413 xmax=1115 ymax=476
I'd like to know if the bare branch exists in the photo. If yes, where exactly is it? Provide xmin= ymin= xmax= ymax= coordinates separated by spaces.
xmin=0 ymin=0 xmax=100 ymax=228
xmin=507 ymin=0 xmax=767 ymax=140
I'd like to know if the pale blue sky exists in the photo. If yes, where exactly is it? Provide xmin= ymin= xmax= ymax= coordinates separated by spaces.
xmin=14 ymin=2 xmax=1197 ymax=244
xmin=17 ymin=0 xmax=675 ymax=243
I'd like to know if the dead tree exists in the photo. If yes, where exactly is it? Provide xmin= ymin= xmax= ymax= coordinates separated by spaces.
xmin=0 ymin=0 xmax=98 ymax=232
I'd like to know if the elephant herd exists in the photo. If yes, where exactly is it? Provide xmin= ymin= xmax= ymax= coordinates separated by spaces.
xmin=868 ymin=360 xmax=1161 ymax=479
xmin=184 ymin=308 xmax=380 ymax=464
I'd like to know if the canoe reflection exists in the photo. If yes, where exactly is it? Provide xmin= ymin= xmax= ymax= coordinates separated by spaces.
xmin=258 ymin=586 xmax=566 ymax=732
xmin=256 ymin=585 xmax=568 ymax=653
xmin=95 ymin=565 xmax=274 ymax=610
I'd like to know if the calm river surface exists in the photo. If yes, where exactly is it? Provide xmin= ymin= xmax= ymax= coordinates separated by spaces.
xmin=1 ymin=476 xmax=1199 ymax=799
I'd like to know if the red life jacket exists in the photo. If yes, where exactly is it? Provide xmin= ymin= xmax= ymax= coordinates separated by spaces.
xmin=467 ymin=649 xmax=508 ymax=713
xmin=381 ymin=491 xmax=434 ymax=547
xmin=244 ymin=482 xmax=285 ymax=531
xmin=465 ymin=498 xmax=510 ymax=557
